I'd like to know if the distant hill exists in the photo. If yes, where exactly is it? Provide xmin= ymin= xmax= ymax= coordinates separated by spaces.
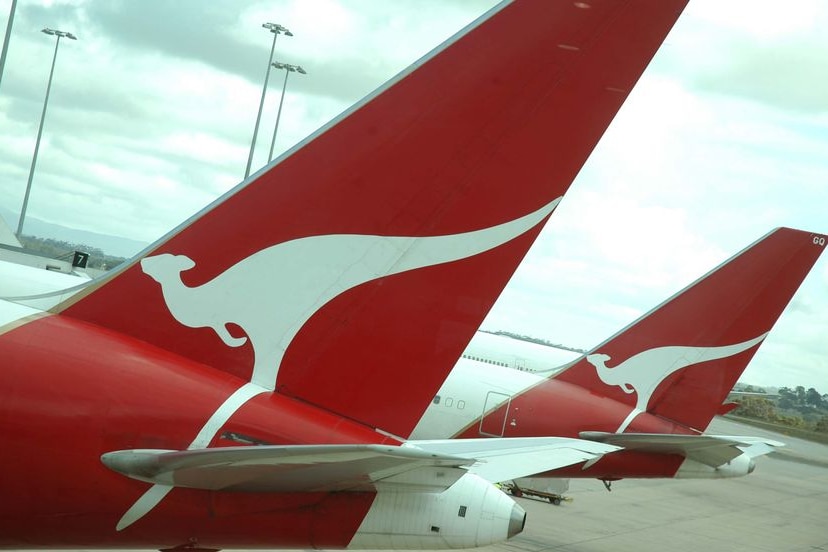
xmin=0 ymin=207 xmax=149 ymax=259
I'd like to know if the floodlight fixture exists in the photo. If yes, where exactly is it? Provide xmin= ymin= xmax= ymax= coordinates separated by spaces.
xmin=244 ymin=22 xmax=294 ymax=179
xmin=262 ymin=22 xmax=293 ymax=37
xmin=267 ymin=61 xmax=308 ymax=162
xmin=42 ymin=28 xmax=77 ymax=40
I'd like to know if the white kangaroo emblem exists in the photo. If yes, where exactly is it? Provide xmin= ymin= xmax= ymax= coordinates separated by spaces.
xmin=141 ymin=197 xmax=561 ymax=391
xmin=119 ymin=198 xmax=562 ymax=531
xmin=587 ymin=334 xmax=767 ymax=432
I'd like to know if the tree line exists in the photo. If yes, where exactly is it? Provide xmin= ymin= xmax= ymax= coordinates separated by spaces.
xmin=19 ymin=235 xmax=126 ymax=270
xmin=733 ymin=385 xmax=828 ymax=433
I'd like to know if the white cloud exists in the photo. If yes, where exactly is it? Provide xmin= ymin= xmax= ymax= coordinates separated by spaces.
xmin=689 ymin=0 xmax=823 ymax=40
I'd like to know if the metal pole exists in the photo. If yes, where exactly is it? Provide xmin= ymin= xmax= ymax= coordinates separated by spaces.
xmin=267 ymin=69 xmax=290 ymax=163
xmin=243 ymin=30 xmax=278 ymax=180
xmin=0 ymin=0 xmax=17 ymax=91
xmin=17 ymin=33 xmax=61 ymax=237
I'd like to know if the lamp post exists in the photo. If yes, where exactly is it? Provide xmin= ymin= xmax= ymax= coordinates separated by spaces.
xmin=243 ymin=22 xmax=292 ymax=180
xmin=0 ymin=0 xmax=18 ymax=90
xmin=17 ymin=28 xmax=76 ymax=237
xmin=267 ymin=62 xmax=306 ymax=163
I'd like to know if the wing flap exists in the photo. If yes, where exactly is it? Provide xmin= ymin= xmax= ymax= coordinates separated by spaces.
xmin=406 ymin=437 xmax=620 ymax=483
xmin=101 ymin=444 xmax=471 ymax=493
xmin=581 ymin=432 xmax=784 ymax=467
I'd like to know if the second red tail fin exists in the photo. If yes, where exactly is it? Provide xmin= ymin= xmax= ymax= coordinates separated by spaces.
xmin=555 ymin=228 xmax=826 ymax=432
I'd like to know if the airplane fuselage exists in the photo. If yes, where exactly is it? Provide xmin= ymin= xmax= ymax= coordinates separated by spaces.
xmin=410 ymin=355 xmax=696 ymax=480
xmin=0 ymin=301 xmax=395 ymax=548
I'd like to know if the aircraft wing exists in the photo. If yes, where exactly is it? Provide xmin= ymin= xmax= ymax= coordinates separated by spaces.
xmin=102 ymin=444 xmax=471 ymax=493
xmin=102 ymin=438 xmax=619 ymax=492
xmin=405 ymin=437 xmax=620 ymax=483
xmin=580 ymin=432 xmax=784 ymax=467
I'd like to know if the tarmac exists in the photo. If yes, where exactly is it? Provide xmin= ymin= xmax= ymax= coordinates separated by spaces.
xmin=487 ymin=417 xmax=828 ymax=552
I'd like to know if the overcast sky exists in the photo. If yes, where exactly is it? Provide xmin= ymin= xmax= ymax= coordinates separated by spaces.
xmin=0 ymin=0 xmax=826 ymax=390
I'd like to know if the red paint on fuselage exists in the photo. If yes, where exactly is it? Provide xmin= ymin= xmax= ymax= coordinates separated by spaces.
xmin=547 ymin=450 xmax=684 ymax=479
xmin=0 ymin=315 xmax=389 ymax=548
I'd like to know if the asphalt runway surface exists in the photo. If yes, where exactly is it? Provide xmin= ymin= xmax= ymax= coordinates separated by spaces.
xmin=489 ymin=417 xmax=828 ymax=552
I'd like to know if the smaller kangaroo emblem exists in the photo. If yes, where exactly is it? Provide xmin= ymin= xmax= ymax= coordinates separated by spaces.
xmin=587 ymin=334 xmax=767 ymax=431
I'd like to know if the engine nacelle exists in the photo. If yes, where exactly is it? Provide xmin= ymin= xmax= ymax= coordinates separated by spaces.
xmin=348 ymin=473 xmax=525 ymax=549
xmin=674 ymin=452 xmax=755 ymax=479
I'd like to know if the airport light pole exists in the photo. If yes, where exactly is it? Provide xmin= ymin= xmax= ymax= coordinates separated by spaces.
xmin=267 ymin=62 xmax=306 ymax=163
xmin=243 ymin=22 xmax=292 ymax=180
xmin=0 ymin=0 xmax=18 ymax=91
xmin=17 ymin=27 xmax=76 ymax=237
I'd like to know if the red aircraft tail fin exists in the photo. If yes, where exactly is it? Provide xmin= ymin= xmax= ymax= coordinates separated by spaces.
xmin=555 ymin=228 xmax=826 ymax=432
xmin=52 ymin=0 xmax=688 ymax=439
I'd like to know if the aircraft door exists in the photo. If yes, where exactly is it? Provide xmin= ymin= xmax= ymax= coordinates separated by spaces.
xmin=479 ymin=391 xmax=511 ymax=437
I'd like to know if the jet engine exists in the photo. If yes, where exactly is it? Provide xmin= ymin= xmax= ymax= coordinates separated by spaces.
xmin=675 ymin=452 xmax=755 ymax=479
xmin=348 ymin=473 xmax=525 ymax=549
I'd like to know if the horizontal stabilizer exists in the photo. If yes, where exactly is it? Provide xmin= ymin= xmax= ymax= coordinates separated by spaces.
xmin=102 ymin=444 xmax=471 ymax=493
xmin=406 ymin=437 xmax=620 ymax=483
xmin=581 ymin=432 xmax=784 ymax=468
xmin=717 ymin=403 xmax=741 ymax=416
xmin=103 ymin=437 xmax=619 ymax=493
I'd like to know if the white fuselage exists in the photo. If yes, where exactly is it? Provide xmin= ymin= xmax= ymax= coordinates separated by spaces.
xmin=410 ymin=333 xmax=580 ymax=439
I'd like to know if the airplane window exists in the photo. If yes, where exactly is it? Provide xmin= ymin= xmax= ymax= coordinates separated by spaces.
xmin=458 ymin=400 xmax=465 ymax=410
xmin=433 ymin=395 xmax=441 ymax=405
xmin=445 ymin=398 xmax=454 ymax=407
